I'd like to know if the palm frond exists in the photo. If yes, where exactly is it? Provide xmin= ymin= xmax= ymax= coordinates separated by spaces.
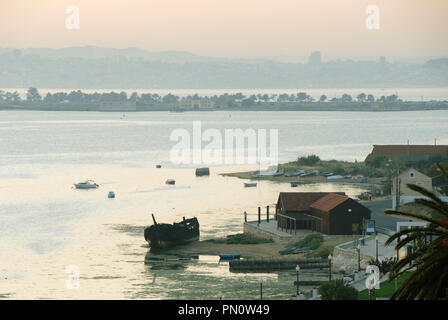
xmin=406 ymin=183 xmax=448 ymax=208
xmin=437 ymin=163 xmax=448 ymax=179
xmin=384 ymin=226 xmax=443 ymax=246
xmin=384 ymin=209 xmax=444 ymax=228
xmin=389 ymin=257 xmax=424 ymax=280
xmin=394 ymin=233 xmax=430 ymax=251
xmin=410 ymin=197 xmax=448 ymax=218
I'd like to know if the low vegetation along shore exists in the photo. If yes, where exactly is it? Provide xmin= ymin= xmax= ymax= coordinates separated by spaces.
xmin=1 ymin=88 xmax=447 ymax=112
xmin=221 ymin=155 xmax=384 ymax=198
xmin=222 ymin=153 xmax=448 ymax=199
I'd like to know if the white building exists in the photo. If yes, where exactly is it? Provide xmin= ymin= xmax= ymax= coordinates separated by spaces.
xmin=392 ymin=168 xmax=448 ymax=209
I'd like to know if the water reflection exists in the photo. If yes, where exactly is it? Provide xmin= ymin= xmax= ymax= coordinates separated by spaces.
xmin=136 ymin=248 xmax=339 ymax=300
xmin=4 ymin=110 xmax=428 ymax=298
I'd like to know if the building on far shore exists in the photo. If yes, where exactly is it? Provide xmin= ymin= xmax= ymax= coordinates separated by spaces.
xmin=365 ymin=144 xmax=448 ymax=164
xmin=99 ymin=98 xmax=137 ymax=111
xmin=276 ymin=192 xmax=371 ymax=235
xmin=179 ymin=97 xmax=213 ymax=109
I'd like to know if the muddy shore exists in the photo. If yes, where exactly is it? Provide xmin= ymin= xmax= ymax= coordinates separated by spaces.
xmin=163 ymin=241 xmax=290 ymax=259
xmin=220 ymin=171 xmax=383 ymax=186
xmin=160 ymin=235 xmax=357 ymax=260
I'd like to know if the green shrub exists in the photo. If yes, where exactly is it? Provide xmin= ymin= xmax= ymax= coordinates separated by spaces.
xmin=381 ymin=180 xmax=392 ymax=195
xmin=370 ymin=156 xmax=387 ymax=168
xmin=316 ymin=247 xmax=333 ymax=259
xmin=319 ymin=279 xmax=358 ymax=300
xmin=352 ymin=223 xmax=360 ymax=235
xmin=333 ymin=166 xmax=346 ymax=175
xmin=367 ymin=257 xmax=397 ymax=275
xmin=291 ymin=233 xmax=324 ymax=250
xmin=297 ymin=155 xmax=320 ymax=166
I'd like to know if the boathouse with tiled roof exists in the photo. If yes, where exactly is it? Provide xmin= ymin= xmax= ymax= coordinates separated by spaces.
xmin=276 ymin=192 xmax=371 ymax=235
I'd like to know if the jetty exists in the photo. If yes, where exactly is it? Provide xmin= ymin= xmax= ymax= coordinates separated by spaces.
xmin=229 ymin=257 xmax=330 ymax=272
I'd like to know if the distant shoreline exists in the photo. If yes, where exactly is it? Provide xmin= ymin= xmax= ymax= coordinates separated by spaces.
xmin=220 ymin=170 xmax=383 ymax=186
xmin=1 ymin=102 xmax=448 ymax=112
xmin=2 ymin=87 xmax=448 ymax=112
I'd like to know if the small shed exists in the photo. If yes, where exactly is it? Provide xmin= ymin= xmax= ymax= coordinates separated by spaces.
xmin=276 ymin=192 xmax=345 ymax=231
xmin=309 ymin=193 xmax=371 ymax=235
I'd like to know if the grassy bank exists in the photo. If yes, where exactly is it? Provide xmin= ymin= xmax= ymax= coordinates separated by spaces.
xmin=279 ymin=155 xmax=383 ymax=179
xmin=284 ymin=234 xmax=357 ymax=258
xmin=220 ymin=154 xmax=395 ymax=198
xmin=357 ymin=272 xmax=413 ymax=300
xmin=204 ymin=233 xmax=273 ymax=244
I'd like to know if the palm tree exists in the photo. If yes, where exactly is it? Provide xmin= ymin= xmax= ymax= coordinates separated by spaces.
xmin=384 ymin=164 xmax=448 ymax=299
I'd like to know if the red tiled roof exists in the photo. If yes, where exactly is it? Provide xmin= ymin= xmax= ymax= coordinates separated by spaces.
xmin=393 ymin=167 xmax=430 ymax=179
xmin=365 ymin=145 xmax=448 ymax=162
xmin=309 ymin=193 xmax=350 ymax=212
xmin=277 ymin=192 xmax=345 ymax=212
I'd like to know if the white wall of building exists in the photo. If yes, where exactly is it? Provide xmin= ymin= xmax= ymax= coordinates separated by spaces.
xmin=392 ymin=196 xmax=448 ymax=210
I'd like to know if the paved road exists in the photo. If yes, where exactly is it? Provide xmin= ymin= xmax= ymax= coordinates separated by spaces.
xmin=362 ymin=200 xmax=408 ymax=231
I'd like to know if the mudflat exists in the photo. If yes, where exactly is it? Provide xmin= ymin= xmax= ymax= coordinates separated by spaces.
xmin=165 ymin=241 xmax=291 ymax=259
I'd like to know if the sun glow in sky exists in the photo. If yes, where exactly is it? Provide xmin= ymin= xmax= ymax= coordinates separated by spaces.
xmin=0 ymin=0 xmax=447 ymax=61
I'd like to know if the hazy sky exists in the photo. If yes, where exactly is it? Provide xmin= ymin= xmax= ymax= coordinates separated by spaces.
xmin=0 ymin=0 xmax=447 ymax=61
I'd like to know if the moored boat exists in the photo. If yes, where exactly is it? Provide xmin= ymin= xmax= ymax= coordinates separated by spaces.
xmin=74 ymin=180 xmax=99 ymax=189
xmin=165 ymin=179 xmax=175 ymax=185
xmin=279 ymin=247 xmax=296 ymax=255
xmin=273 ymin=168 xmax=284 ymax=176
xmin=244 ymin=182 xmax=257 ymax=187
xmin=144 ymin=214 xmax=200 ymax=250
xmin=219 ymin=251 xmax=241 ymax=260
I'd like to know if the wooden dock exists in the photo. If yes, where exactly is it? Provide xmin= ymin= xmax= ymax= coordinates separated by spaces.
xmin=229 ymin=257 xmax=330 ymax=272
xmin=294 ymin=280 xmax=327 ymax=286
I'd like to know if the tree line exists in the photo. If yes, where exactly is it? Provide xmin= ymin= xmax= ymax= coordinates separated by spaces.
xmin=0 ymin=88 xmax=403 ymax=106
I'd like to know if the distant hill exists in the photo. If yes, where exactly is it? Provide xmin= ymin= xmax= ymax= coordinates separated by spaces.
xmin=0 ymin=46 xmax=226 ymax=63
xmin=0 ymin=46 xmax=447 ymax=89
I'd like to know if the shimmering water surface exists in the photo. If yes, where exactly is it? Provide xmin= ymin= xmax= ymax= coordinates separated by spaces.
xmin=1 ymin=110 xmax=448 ymax=299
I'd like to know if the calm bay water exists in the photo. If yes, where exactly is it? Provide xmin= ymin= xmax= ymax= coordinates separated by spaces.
xmin=1 ymin=110 xmax=448 ymax=299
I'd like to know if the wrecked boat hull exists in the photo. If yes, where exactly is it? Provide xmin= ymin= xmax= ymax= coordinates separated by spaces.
xmin=144 ymin=216 xmax=200 ymax=250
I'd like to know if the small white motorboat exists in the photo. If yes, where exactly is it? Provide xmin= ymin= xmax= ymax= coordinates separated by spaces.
xmin=74 ymin=180 xmax=99 ymax=189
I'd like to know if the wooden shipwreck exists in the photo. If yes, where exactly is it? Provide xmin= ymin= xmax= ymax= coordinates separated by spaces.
xmin=144 ymin=214 xmax=200 ymax=250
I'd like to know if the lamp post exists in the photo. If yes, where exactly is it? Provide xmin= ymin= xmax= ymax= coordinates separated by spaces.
xmin=357 ymin=244 xmax=361 ymax=272
xmin=369 ymin=288 xmax=375 ymax=300
xmin=375 ymin=234 xmax=379 ymax=263
xmin=328 ymin=254 xmax=332 ymax=282
xmin=260 ymin=281 xmax=263 ymax=300
xmin=296 ymin=265 xmax=300 ymax=296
